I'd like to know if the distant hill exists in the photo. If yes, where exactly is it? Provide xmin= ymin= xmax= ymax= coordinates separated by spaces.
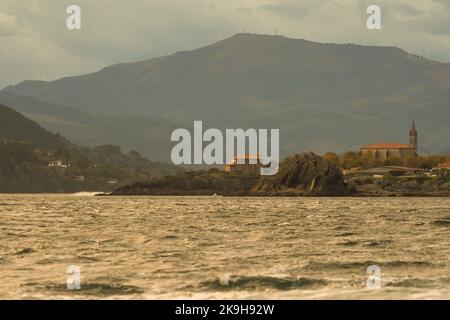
xmin=3 ymin=33 xmax=450 ymax=155
xmin=0 ymin=103 xmax=67 ymax=149
xmin=0 ymin=105 xmax=179 ymax=193
xmin=0 ymin=92 xmax=181 ymax=161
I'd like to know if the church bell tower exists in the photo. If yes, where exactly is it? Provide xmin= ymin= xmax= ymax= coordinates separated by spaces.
xmin=409 ymin=119 xmax=418 ymax=149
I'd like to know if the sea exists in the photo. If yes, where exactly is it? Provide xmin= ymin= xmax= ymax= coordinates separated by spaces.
xmin=0 ymin=194 xmax=449 ymax=299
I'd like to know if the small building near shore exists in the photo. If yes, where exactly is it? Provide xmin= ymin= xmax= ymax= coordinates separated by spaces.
xmin=224 ymin=154 xmax=263 ymax=176
xmin=48 ymin=160 xmax=70 ymax=168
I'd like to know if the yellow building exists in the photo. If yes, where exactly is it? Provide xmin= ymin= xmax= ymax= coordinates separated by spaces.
xmin=224 ymin=154 xmax=263 ymax=175
xmin=361 ymin=120 xmax=418 ymax=160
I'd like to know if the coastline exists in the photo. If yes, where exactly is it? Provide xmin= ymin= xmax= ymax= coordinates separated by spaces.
xmin=106 ymin=152 xmax=450 ymax=198
xmin=1 ymin=192 xmax=449 ymax=197
xmin=100 ymin=192 xmax=450 ymax=197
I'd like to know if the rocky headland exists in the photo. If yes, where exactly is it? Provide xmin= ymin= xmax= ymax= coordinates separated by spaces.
xmin=109 ymin=151 xmax=450 ymax=197
xmin=110 ymin=152 xmax=353 ymax=196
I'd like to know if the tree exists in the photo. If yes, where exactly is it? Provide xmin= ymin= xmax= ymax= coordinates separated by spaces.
xmin=323 ymin=152 xmax=340 ymax=166
xmin=361 ymin=151 xmax=376 ymax=167
xmin=403 ymin=155 xmax=419 ymax=168
xmin=340 ymin=151 xmax=361 ymax=168
xmin=93 ymin=145 xmax=122 ymax=156
xmin=129 ymin=150 xmax=141 ymax=158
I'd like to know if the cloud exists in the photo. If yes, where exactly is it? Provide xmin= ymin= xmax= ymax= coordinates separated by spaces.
xmin=0 ymin=11 xmax=23 ymax=36
xmin=259 ymin=1 xmax=313 ymax=19
xmin=1 ymin=0 xmax=450 ymax=89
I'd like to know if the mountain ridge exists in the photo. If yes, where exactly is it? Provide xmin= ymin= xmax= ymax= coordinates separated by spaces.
xmin=0 ymin=103 xmax=67 ymax=150
xmin=0 ymin=92 xmax=182 ymax=161
xmin=2 ymin=33 xmax=450 ymax=156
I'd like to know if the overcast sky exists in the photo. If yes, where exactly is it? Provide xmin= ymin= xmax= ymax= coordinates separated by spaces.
xmin=1 ymin=0 xmax=450 ymax=89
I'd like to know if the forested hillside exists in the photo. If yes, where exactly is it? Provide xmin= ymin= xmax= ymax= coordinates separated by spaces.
xmin=0 ymin=105 xmax=179 ymax=193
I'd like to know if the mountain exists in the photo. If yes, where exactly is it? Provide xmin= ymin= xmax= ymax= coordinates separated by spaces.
xmin=0 ymin=103 xmax=67 ymax=149
xmin=3 ymin=33 xmax=450 ymax=155
xmin=0 ymin=104 xmax=179 ymax=193
xmin=0 ymin=92 xmax=181 ymax=161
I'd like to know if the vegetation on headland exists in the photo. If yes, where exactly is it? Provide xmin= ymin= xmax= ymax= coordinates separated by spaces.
xmin=0 ymin=142 xmax=178 ymax=193
xmin=0 ymin=104 xmax=179 ymax=193
xmin=323 ymin=151 xmax=449 ymax=169
xmin=320 ymin=151 xmax=450 ymax=196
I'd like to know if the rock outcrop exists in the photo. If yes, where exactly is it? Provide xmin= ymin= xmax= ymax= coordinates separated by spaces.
xmin=110 ymin=152 xmax=352 ymax=196
xmin=110 ymin=169 xmax=259 ymax=196
xmin=252 ymin=152 xmax=352 ymax=196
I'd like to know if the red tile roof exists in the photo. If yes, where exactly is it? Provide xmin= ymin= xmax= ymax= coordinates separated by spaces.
xmin=229 ymin=154 xmax=261 ymax=164
xmin=361 ymin=143 xmax=415 ymax=149
xmin=438 ymin=162 xmax=450 ymax=168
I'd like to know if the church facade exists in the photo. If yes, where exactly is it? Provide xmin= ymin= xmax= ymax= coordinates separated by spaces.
xmin=360 ymin=120 xmax=418 ymax=161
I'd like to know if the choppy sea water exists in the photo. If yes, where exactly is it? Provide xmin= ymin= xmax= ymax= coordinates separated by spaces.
xmin=0 ymin=194 xmax=449 ymax=300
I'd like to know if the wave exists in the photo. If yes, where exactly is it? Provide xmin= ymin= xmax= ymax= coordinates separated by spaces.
xmin=338 ymin=240 xmax=359 ymax=246
xmin=383 ymin=260 xmax=437 ymax=268
xmin=363 ymin=240 xmax=393 ymax=247
xmin=334 ymin=238 xmax=392 ymax=247
xmin=432 ymin=218 xmax=450 ymax=227
xmin=35 ymin=258 xmax=65 ymax=265
xmin=25 ymin=282 xmax=144 ymax=296
xmin=14 ymin=248 xmax=34 ymax=255
xmin=201 ymin=274 xmax=327 ymax=291
xmin=304 ymin=260 xmax=436 ymax=271
xmin=335 ymin=232 xmax=358 ymax=237
xmin=70 ymin=192 xmax=103 ymax=196
xmin=385 ymin=278 xmax=434 ymax=288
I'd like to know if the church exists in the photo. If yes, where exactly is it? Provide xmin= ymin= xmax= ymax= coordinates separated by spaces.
xmin=360 ymin=120 xmax=418 ymax=160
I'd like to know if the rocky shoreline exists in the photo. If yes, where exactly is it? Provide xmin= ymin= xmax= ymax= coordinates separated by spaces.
xmin=108 ymin=152 xmax=450 ymax=197
xmin=109 ymin=152 xmax=353 ymax=196
xmin=348 ymin=176 xmax=450 ymax=197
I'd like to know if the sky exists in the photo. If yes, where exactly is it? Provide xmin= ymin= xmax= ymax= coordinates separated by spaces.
xmin=1 ymin=0 xmax=450 ymax=89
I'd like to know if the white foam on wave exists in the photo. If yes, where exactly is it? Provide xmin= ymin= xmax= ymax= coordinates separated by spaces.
xmin=70 ymin=192 xmax=104 ymax=197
